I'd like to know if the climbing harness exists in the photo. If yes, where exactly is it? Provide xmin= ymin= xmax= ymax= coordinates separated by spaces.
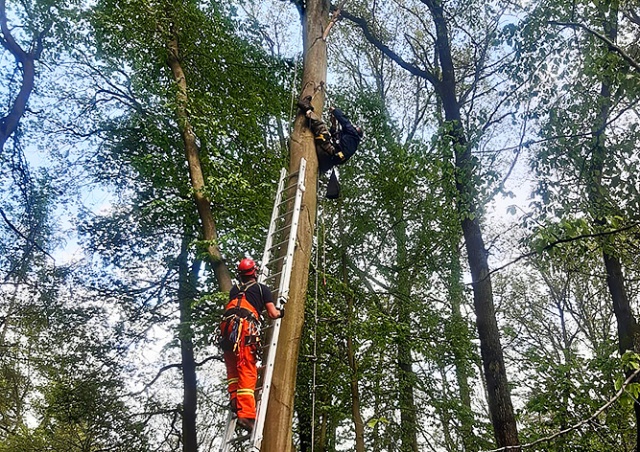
xmin=219 ymin=281 xmax=262 ymax=352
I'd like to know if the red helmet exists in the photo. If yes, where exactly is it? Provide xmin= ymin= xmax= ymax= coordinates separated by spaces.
xmin=237 ymin=258 xmax=257 ymax=276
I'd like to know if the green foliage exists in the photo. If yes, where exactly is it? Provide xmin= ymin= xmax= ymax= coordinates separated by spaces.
xmin=5 ymin=0 xmax=640 ymax=450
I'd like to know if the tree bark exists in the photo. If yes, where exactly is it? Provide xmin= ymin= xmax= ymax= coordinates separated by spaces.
xmin=261 ymin=1 xmax=327 ymax=450
xmin=177 ymin=235 xmax=199 ymax=452
xmin=0 ymin=0 xmax=43 ymax=151
xmin=166 ymin=31 xmax=231 ymax=292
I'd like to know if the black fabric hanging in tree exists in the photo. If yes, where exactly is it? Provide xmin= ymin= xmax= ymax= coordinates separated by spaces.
xmin=326 ymin=168 xmax=340 ymax=199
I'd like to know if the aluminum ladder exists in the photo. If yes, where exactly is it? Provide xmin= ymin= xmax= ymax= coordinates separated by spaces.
xmin=220 ymin=158 xmax=307 ymax=452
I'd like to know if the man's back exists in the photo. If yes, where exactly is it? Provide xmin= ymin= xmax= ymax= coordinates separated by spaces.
xmin=229 ymin=281 xmax=273 ymax=317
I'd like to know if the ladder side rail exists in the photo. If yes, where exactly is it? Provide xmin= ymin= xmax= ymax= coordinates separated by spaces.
xmin=219 ymin=411 xmax=237 ymax=452
xmin=273 ymin=158 xmax=306 ymax=308
xmin=251 ymin=158 xmax=307 ymax=449
xmin=259 ymin=168 xmax=289 ymax=284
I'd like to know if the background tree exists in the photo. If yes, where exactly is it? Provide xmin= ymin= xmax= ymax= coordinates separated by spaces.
xmin=516 ymin=0 xmax=640 ymax=447
xmin=340 ymin=1 xmax=526 ymax=448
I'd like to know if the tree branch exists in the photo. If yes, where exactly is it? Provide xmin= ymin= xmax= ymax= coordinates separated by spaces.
xmin=480 ymin=368 xmax=640 ymax=451
xmin=550 ymin=20 xmax=640 ymax=73
xmin=341 ymin=10 xmax=441 ymax=89
xmin=486 ymin=221 xmax=640 ymax=280
xmin=130 ymin=354 xmax=222 ymax=396
xmin=0 ymin=0 xmax=45 ymax=151
xmin=131 ymin=363 xmax=182 ymax=395
xmin=0 ymin=206 xmax=54 ymax=264
xmin=322 ymin=2 xmax=344 ymax=41
xmin=0 ymin=0 xmax=27 ymax=61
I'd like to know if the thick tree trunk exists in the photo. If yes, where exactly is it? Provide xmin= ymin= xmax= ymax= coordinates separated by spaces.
xmin=262 ymin=1 xmax=327 ymax=450
xmin=177 ymin=236 xmax=199 ymax=452
xmin=427 ymin=0 xmax=519 ymax=446
xmin=166 ymin=32 xmax=231 ymax=292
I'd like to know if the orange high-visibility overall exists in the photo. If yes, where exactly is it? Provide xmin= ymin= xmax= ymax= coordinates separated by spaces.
xmin=220 ymin=285 xmax=261 ymax=421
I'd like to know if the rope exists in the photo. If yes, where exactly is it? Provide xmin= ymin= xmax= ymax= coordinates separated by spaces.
xmin=310 ymin=198 xmax=322 ymax=452
xmin=288 ymin=54 xmax=301 ymax=135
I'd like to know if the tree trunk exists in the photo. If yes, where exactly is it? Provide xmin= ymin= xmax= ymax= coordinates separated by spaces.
xmin=262 ymin=1 xmax=327 ymax=450
xmin=177 ymin=235 xmax=199 ymax=452
xmin=341 ymin=242 xmax=366 ymax=452
xmin=428 ymin=0 xmax=518 ymax=445
xmin=447 ymin=246 xmax=477 ymax=452
xmin=395 ymin=220 xmax=419 ymax=452
xmin=0 ymin=0 xmax=42 ymax=151
xmin=587 ymin=2 xmax=640 ymax=445
xmin=342 ymin=3 xmax=519 ymax=446
xmin=420 ymin=0 xmax=519 ymax=446
xmin=166 ymin=31 xmax=231 ymax=292
xmin=297 ymin=397 xmax=312 ymax=452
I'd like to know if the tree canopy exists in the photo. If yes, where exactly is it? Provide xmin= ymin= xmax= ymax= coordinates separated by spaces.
xmin=2 ymin=0 xmax=640 ymax=451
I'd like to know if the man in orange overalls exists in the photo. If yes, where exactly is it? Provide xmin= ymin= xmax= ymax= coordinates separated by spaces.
xmin=219 ymin=258 xmax=283 ymax=433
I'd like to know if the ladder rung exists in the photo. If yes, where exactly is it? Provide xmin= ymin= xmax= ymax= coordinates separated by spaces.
xmin=264 ymin=270 xmax=283 ymax=281
xmin=275 ymin=195 xmax=295 ymax=208
xmin=270 ymin=223 xmax=292 ymax=237
xmin=268 ymin=239 xmax=289 ymax=252
xmin=230 ymin=433 xmax=251 ymax=443
xmin=275 ymin=210 xmax=293 ymax=222
xmin=266 ymin=255 xmax=286 ymax=266
xmin=284 ymin=181 xmax=300 ymax=191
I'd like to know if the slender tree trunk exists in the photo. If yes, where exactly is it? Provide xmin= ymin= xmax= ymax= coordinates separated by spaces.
xmin=394 ymin=218 xmax=419 ymax=452
xmin=166 ymin=31 xmax=231 ymax=292
xmin=437 ymin=362 xmax=456 ymax=452
xmin=373 ymin=350 xmax=384 ymax=452
xmin=587 ymin=2 xmax=640 ymax=445
xmin=177 ymin=234 xmax=199 ymax=452
xmin=298 ymin=399 xmax=312 ymax=452
xmin=427 ymin=0 xmax=518 ymax=445
xmin=262 ymin=1 xmax=327 ymax=450
xmin=448 ymin=246 xmax=477 ymax=452
xmin=341 ymin=243 xmax=366 ymax=452
xmin=318 ymin=411 xmax=328 ymax=451
xmin=346 ymin=328 xmax=366 ymax=452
